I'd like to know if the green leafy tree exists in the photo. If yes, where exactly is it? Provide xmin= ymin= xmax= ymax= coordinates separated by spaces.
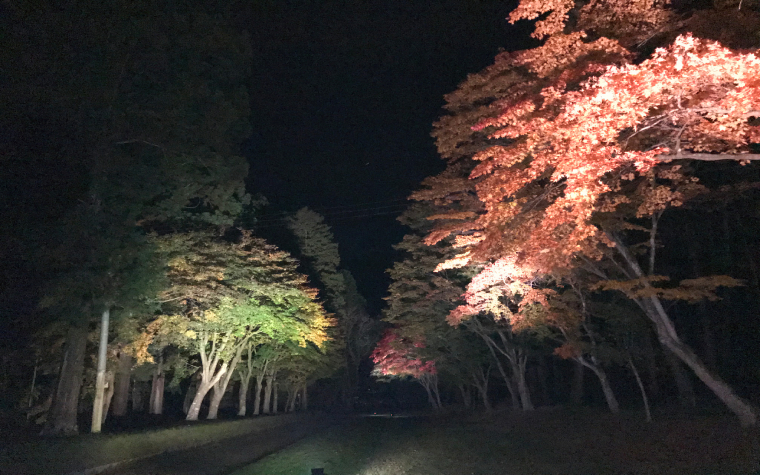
xmin=136 ymin=231 xmax=332 ymax=421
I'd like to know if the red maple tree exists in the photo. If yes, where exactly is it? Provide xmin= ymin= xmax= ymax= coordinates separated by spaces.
xmin=371 ymin=329 xmax=441 ymax=409
xmin=419 ymin=0 xmax=760 ymax=425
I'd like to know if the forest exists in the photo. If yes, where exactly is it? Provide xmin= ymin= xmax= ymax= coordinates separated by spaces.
xmin=2 ymin=0 xmax=760 ymax=473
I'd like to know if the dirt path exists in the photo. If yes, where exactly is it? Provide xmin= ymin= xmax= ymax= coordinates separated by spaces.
xmin=99 ymin=418 xmax=336 ymax=475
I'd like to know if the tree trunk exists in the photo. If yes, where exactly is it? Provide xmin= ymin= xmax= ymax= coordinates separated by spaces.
xmin=613 ymin=235 xmax=758 ymax=426
xmin=207 ymin=344 xmax=244 ymax=420
xmin=458 ymin=383 xmax=472 ymax=408
xmin=592 ymin=365 xmax=620 ymax=413
xmin=579 ymin=357 xmax=619 ymax=413
xmin=301 ymin=384 xmax=308 ymax=411
xmin=273 ymin=382 xmax=279 ymax=414
xmin=253 ymin=375 xmax=263 ymax=416
xmin=641 ymin=332 xmax=661 ymax=400
xmin=262 ymin=375 xmax=273 ymax=414
xmin=570 ymin=359 xmax=584 ymax=405
xmin=237 ymin=376 xmax=250 ymax=416
xmin=288 ymin=387 xmax=298 ymax=412
xmin=508 ymin=354 xmax=533 ymax=411
xmin=91 ymin=308 xmax=110 ymax=433
xmin=111 ymin=350 xmax=132 ymax=417
xmin=662 ymin=330 xmax=757 ymax=426
xmin=183 ymin=375 xmax=199 ymax=415
xmin=629 ymin=356 xmax=652 ymax=422
xmin=186 ymin=382 xmax=212 ymax=421
xmin=149 ymin=358 xmax=165 ymax=415
xmin=101 ymin=370 xmax=115 ymax=426
xmin=472 ymin=372 xmax=491 ymax=412
xmin=42 ymin=321 xmax=88 ymax=436
xmin=132 ymin=380 xmax=146 ymax=412
xmin=207 ymin=381 xmax=225 ymax=420
xmin=664 ymin=348 xmax=696 ymax=407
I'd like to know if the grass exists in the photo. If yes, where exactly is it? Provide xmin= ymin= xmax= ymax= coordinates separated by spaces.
xmin=0 ymin=412 xmax=318 ymax=475
xmin=233 ymin=408 xmax=760 ymax=475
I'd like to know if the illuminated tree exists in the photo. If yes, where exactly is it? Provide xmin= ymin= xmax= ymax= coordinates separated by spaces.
xmin=421 ymin=0 xmax=760 ymax=425
xmin=135 ymin=231 xmax=332 ymax=421
xmin=371 ymin=329 xmax=441 ymax=410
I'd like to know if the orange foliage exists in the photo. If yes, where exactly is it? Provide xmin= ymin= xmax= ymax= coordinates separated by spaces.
xmin=421 ymin=0 xmax=760 ymax=328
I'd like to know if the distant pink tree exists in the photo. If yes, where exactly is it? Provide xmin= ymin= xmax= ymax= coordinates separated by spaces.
xmin=371 ymin=329 xmax=441 ymax=409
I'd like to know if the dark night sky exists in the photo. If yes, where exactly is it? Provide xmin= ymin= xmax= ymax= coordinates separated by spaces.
xmin=239 ymin=0 xmax=528 ymax=310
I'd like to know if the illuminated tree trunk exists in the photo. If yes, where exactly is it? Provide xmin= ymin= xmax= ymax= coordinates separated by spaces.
xmin=629 ymin=355 xmax=652 ymax=423
xmin=237 ymin=377 xmax=250 ymax=416
xmin=469 ymin=319 xmax=520 ymax=409
xmin=419 ymin=373 xmax=441 ymax=410
xmin=288 ymin=387 xmax=297 ymax=412
xmin=111 ymin=350 xmax=132 ymax=417
xmin=262 ymin=374 xmax=273 ymax=414
xmin=207 ymin=344 xmax=245 ymax=420
xmin=100 ymin=370 xmax=115 ymax=426
xmin=471 ymin=367 xmax=491 ymax=411
xmin=187 ymin=332 xmax=233 ymax=421
xmin=577 ymin=356 xmax=619 ymax=413
xmin=614 ymin=236 xmax=757 ymax=426
xmin=511 ymin=355 xmax=533 ymax=411
xmin=253 ymin=374 xmax=263 ymax=416
xmin=92 ymin=308 xmax=110 ymax=433
xmin=664 ymin=349 xmax=696 ymax=407
xmin=149 ymin=356 xmax=165 ymax=415
xmin=42 ymin=321 xmax=88 ymax=436
xmin=237 ymin=342 xmax=255 ymax=416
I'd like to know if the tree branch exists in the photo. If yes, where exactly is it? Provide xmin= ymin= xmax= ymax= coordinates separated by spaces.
xmin=655 ymin=153 xmax=760 ymax=162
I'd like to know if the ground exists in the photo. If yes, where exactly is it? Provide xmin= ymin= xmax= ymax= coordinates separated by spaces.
xmin=233 ymin=408 xmax=760 ymax=475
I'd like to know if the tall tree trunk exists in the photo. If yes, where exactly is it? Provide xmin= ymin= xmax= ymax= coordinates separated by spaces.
xmin=42 ymin=321 xmax=88 ymax=436
xmin=641 ymin=332 xmax=660 ymax=400
xmin=507 ymin=353 xmax=533 ymax=411
xmin=207 ymin=344 xmax=245 ymax=420
xmin=132 ymin=380 xmax=146 ymax=412
xmin=237 ymin=376 xmax=250 ymax=416
xmin=207 ymin=381 xmax=225 ymax=420
xmin=262 ymin=375 xmax=273 ymax=414
xmin=570 ymin=359 xmax=584 ymax=405
xmin=186 ymin=382 xmax=213 ymax=421
xmin=92 ymin=308 xmax=110 ymax=433
xmin=457 ymin=383 xmax=472 ymax=408
xmin=472 ymin=369 xmax=491 ymax=412
xmin=111 ymin=350 xmax=132 ymax=417
xmin=664 ymin=348 xmax=696 ymax=407
xmin=273 ymin=381 xmax=279 ymax=414
xmin=149 ymin=357 xmax=165 ymax=415
xmin=253 ymin=375 xmax=263 ymax=416
xmin=629 ymin=355 xmax=652 ymax=422
xmin=101 ymin=370 xmax=115 ymax=426
xmin=183 ymin=375 xmax=199 ymax=415
xmin=288 ymin=386 xmax=298 ymax=412
xmin=613 ymin=234 xmax=758 ymax=426
xmin=301 ymin=384 xmax=308 ymax=411
xmin=578 ymin=357 xmax=619 ymax=413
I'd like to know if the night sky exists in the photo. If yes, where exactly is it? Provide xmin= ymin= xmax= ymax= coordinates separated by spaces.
xmin=238 ymin=0 xmax=528 ymax=310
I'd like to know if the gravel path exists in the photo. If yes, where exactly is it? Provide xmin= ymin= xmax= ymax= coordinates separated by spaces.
xmin=99 ymin=418 xmax=334 ymax=475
